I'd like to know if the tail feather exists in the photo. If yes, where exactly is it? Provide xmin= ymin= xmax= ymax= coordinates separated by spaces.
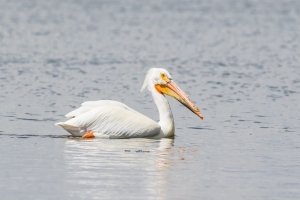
xmin=55 ymin=122 xmax=83 ymax=137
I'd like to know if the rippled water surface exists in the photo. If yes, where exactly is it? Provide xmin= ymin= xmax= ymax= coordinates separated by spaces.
xmin=1 ymin=0 xmax=300 ymax=199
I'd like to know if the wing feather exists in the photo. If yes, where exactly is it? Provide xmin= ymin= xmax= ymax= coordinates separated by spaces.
xmin=58 ymin=103 xmax=161 ymax=139
xmin=65 ymin=100 xmax=133 ymax=118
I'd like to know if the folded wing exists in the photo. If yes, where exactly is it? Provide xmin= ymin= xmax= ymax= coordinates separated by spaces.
xmin=57 ymin=101 xmax=161 ymax=138
xmin=65 ymin=100 xmax=136 ymax=119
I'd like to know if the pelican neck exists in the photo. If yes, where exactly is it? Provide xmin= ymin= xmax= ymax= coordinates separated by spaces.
xmin=150 ymin=85 xmax=175 ymax=137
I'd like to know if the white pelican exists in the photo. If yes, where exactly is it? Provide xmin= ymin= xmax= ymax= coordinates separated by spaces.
xmin=56 ymin=68 xmax=204 ymax=139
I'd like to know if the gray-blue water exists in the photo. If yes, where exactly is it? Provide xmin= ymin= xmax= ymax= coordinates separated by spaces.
xmin=0 ymin=0 xmax=300 ymax=199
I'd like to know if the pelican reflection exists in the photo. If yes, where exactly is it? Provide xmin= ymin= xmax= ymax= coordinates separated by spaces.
xmin=63 ymin=138 xmax=174 ymax=199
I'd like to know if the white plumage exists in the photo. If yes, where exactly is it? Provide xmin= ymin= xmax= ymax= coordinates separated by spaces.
xmin=56 ymin=68 xmax=204 ymax=139
xmin=64 ymin=100 xmax=134 ymax=119
xmin=57 ymin=101 xmax=160 ymax=138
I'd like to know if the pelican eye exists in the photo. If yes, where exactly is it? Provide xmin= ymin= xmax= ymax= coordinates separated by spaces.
xmin=160 ymin=73 xmax=170 ymax=83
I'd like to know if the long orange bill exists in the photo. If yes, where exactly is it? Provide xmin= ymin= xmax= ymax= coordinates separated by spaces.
xmin=155 ymin=81 xmax=204 ymax=120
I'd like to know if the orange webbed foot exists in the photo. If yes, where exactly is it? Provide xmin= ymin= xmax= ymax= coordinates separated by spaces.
xmin=82 ymin=130 xmax=95 ymax=139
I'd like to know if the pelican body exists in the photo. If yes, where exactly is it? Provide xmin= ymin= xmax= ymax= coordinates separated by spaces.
xmin=56 ymin=68 xmax=204 ymax=138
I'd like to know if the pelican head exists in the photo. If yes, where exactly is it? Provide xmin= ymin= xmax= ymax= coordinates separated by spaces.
xmin=141 ymin=68 xmax=204 ymax=120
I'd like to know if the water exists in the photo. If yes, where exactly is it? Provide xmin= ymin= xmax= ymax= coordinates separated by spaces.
xmin=0 ymin=0 xmax=300 ymax=199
